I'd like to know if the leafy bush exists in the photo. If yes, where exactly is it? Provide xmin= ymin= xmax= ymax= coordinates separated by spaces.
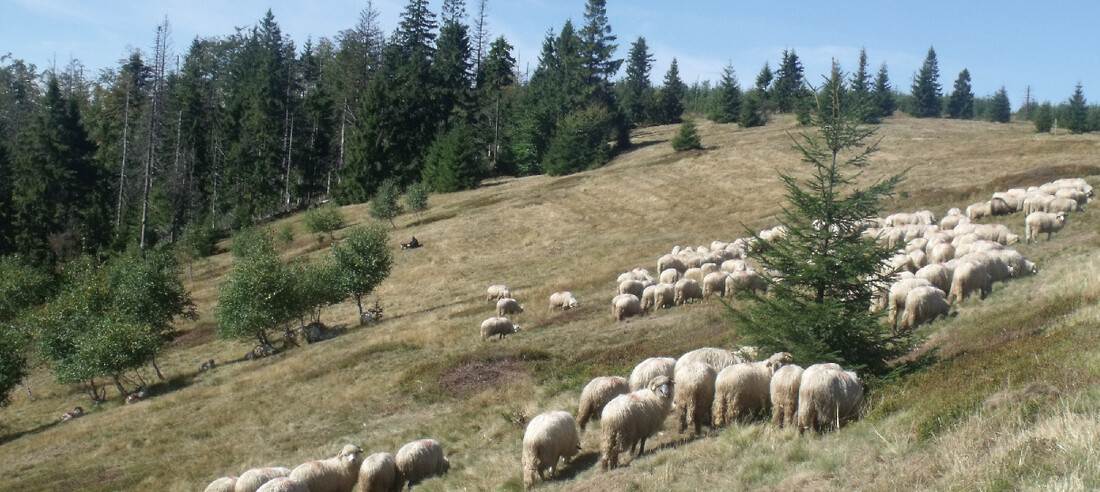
xmin=303 ymin=202 xmax=344 ymax=241
xmin=404 ymin=181 xmax=429 ymax=222
xmin=217 ymin=230 xmax=296 ymax=346
xmin=369 ymin=179 xmax=402 ymax=228
xmin=332 ymin=222 xmax=393 ymax=322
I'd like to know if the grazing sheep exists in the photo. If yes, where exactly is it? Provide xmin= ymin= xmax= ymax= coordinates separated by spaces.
xmin=480 ymin=316 xmax=519 ymax=340
xmin=496 ymin=298 xmax=524 ymax=317
xmin=948 ymin=260 xmax=992 ymax=305
xmin=204 ymin=477 xmax=238 ymax=492
xmin=356 ymin=452 xmax=398 ymax=492
xmin=972 ymin=224 xmax=1020 ymax=245
xmin=1055 ymin=188 xmax=1090 ymax=205
xmin=797 ymin=363 xmax=864 ymax=434
xmin=988 ymin=197 xmax=1013 ymax=216
xmin=657 ymin=254 xmax=686 ymax=274
xmin=959 ymin=251 xmax=1013 ymax=282
xmin=770 ymin=364 xmax=805 ymax=428
xmin=1025 ymin=211 xmax=1067 ymax=242
xmin=652 ymin=283 xmax=676 ymax=309
xmin=966 ymin=201 xmax=992 ymax=220
xmin=548 ymin=291 xmax=579 ymax=311
xmin=255 ymin=477 xmax=310 ymax=492
xmin=955 ymin=239 xmax=1004 ymax=258
xmin=578 ymin=376 xmax=631 ymax=430
xmin=235 ymin=467 xmax=292 ymax=492
xmin=631 ymin=268 xmax=655 ymax=283
xmin=897 ymin=285 xmax=950 ymax=332
xmin=702 ymin=271 xmax=728 ymax=298
xmin=598 ymin=376 xmax=675 ymax=470
xmin=712 ymin=352 xmax=792 ymax=427
xmin=522 ymin=410 xmax=581 ymax=488
xmin=486 ymin=284 xmax=511 ymax=302
xmin=659 ymin=268 xmax=680 ymax=284
xmin=1046 ymin=196 xmax=1082 ymax=214
xmin=629 ymin=357 xmax=676 ymax=391
xmin=618 ymin=279 xmax=647 ymax=299
xmin=289 ymin=444 xmax=363 ymax=492
xmin=724 ymin=270 xmax=767 ymax=298
xmin=682 ymin=267 xmax=705 ymax=284
xmin=612 ymin=293 xmax=642 ymax=321
xmin=676 ymin=347 xmax=745 ymax=376
xmin=720 ymin=259 xmax=749 ymax=273
xmin=927 ymin=241 xmax=955 ymax=264
xmin=887 ymin=278 xmax=933 ymax=330
xmin=991 ymin=249 xmax=1037 ymax=277
xmin=395 ymin=439 xmax=450 ymax=487
xmin=915 ymin=263 xmax=953 ymax=294
xmin=640 ymin=285 xmax=656 ymax=312
xmin=673 ymin=362 xmax=717 ymax=434
xmin=940 ymin=212 xmax=969 ymax=231
xmin=674 ymin=278 xmax=703 ymax=305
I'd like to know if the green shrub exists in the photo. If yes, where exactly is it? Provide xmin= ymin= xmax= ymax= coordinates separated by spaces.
xmin=671 ymin=119 xmax=702 ymax=151
xmin=303 ymin=202 xmax=344 ymax=241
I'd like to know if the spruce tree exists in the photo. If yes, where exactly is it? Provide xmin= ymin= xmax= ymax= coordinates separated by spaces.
xmin=755 ymin=61 xmax=773 ymax=107
xmin=731 ymin=70 xmax=908 ymax=374
xmin=708 ymin=63 xmax=742 ymax=124
xmin=988 ymin=86 xmax=1012 ymax=123
xmin=1065 ymin=83 xmax=1088 ymax=133
xmin=579 ymin=0 xmax=622 ymax=84
xmin=433 ymin=0 xmax=474 ymax=122
xmin=739 ymin=90 xmax=767 ymax=128
xmin=620 ymin=37 xmax=655 ymax=127
xmin=655 ymin=58 xmax=686 ymax=124
xmin=421 ymin=121 xmax=486 ymax=192
xmin=1034 ymin=102 xmax=1053 ymax=133
xmin=671 ymin=118 xmax=702 ymax=151
xmin=476 ymin=36 xmax=516 ymax=173
xmin=911 ymin=47 xmax=942 ymax=118
xmin=872 ymin=63 xmax=897 ymax=119
xmin=947 ymin=69 xmax=975 ymax=119
xmin=772 ymin=49 xmax=807 ymax=113
xmin=850 ymin=48 xmax=874 ymax=123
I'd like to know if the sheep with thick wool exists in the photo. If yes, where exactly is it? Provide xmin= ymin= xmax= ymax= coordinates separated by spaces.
xmin=702 ymin=271 xmax=728 ymax=298
xmin=712 ymin=352 xmax=792 ymax=427
xmin=204 ymin=476 xmax=238 ymax=492
xmin=652 ymin=283 xmax=676 ymax=310
xmin=486 ymin=284 xmax=511 ymax=302
xmin=235 ymin=467 xmax=292 ymax=492
xmin=991 ymin=249 xmax=1037 ymax=277
xmin=770 ymin=364 xmax=805 ymax=428
xmin=887 ymin=278 xmax=933 ymax=330
xmin=548 ymin=291 xmax=579 ymax=311
xmin=659 ymin=268 xmax=680 ymax=285
xmin=481 ymin=316 xmax=519 ymax=340
xmin=797 ymin=363 xmax=864 ymax=433
xmin=675 ymin=347 xmax=745 ymax=375
xmin=618 ymin=279 xmax=647 ymax=298
xmin=640 ymin=285 xmax=656 ymax=312
xmin=629 ymin=357 xmax=676 ymax=391
xmin=674 ymin=278 xmax=703 ymax=305
xmin=578 ymin=376 xmax=630 ymax=430
xmin=915 ymin=263 xmax=953 ymax=295
xmin=395 ymin=439 xmax=450 ymax=487
xmin=959 ymin=251 xmax=1013 ymax=282
xmin=657 ymin=254 xmax=686 ymax=274
xmin=971 ymin=224 xmax=1020 ymax=245
xmin=356 ymin=452 xmax=399 ymax=492
xmin=673 ymin=361 xmax=717 ymax=434
xmin=288 ymin=443 xmax=364 ymax=492
xmin=522 ymin=410 xmax=580 ymax=488
xmin=612 ymin=293 xmax=642 ymax=321
xmin=1025 ymin=211 xmax=1067 ymax=242
xmin=496 ymin=298 xmax=523 ymax=317
xmin=948 ymin=260 xmax=993 ymax=304
xmin=255 ymin=477 xmax=310 ymax=492
xmin=897 ymin=285 xmax=950 ymax=332
xmin=725 ymin=270 xmax=766 ymax=298
xmin=598 ymin=375 xmax=675 ymax=470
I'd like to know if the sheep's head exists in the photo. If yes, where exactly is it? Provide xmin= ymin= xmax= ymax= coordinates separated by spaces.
xmin=765 ymin=352 xmax=794 ymax=374
xmin=648 ymin=375 xmax=673 ymax=399
xmin=339 ymin=444 xmax=364 ymax=463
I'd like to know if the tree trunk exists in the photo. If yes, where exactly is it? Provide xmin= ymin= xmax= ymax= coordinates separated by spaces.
xmin=22 ymin=375 xmax=35 ymax=401
xmin=113 ymin=375 xmax=128 ymax=396
xmin=151 ymin=357 xmax=165 ymax=380
xmin=116 ymin=88 xmax=131 ymax=228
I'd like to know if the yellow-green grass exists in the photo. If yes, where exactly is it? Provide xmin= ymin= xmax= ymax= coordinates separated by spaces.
xmin=1 ymin=115 xmax=1098 ymax=491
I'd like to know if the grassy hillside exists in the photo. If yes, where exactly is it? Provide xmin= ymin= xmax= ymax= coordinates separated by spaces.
xmin=1 ymin=114 xmax=1098 ymax=491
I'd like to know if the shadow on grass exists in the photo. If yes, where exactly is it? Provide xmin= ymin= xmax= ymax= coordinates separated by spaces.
xmin=0 ymin=420 xmax=61 ymax=446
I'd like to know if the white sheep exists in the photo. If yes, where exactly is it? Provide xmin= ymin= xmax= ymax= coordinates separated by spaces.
xmin=204 ymin=477 xmax=238 ymax=492
xmin=673 ymin=278 xmax=703 ymax=305
xmin=618 ymin=279 xmax=647 ymax=298
xmin=887 ymin=278 xmax=933 ymax=330
xmin=897 ymin=285 xmax=950 ymax=332
xmin=915 ymin=263 xmax=953 ymax=295
xmin=395 ymin=439 xmax=450 ymax=487
xmin=628 ymin=357 xmax=676 ymax=391
xmin=797 ymin=363 xmax=864 ymax=434
xmin=1046 ymin=196 xmax=1081 ymax=214
xmin=1025 ymin=211 xmax=1066 ymax=242
xmin=948 ymin=260 xmax=992 ymax=305
xmin=480 ymin=316 xmax=519 ymax=340
xmin=631 ymin=268 xmax=655 ymax=283
xmin=959 ymin=251 xmax=1013 ymax=282
xmin=675 ymin=347 xmax=745 ymax=376
xmin=356 ymin=452 xmax=398 ymax=492
xmin=548 ymin=291 xmax=579 ymax=311
xmin=640 ymin=285 xmax=656 ymax=312
xmin=940 ymin=211 xmax=969 ymax=231
xmin=486 ymin=284 xmax=511 ymax=302
xmin=966 ymin=201 xmax=991 ymax=220
xmin=1055 ymin=188 xmax=1090 ymax=205
xmin=701 ymin=271 xmax=728 ymax=298
xmin=289 ymin=443 xmax=363 ymax=492
xmin=971 ymin=224 xmax=1019 ymax=245
xmin=991 ymin=249 xmax=1037 ymax=277
xmin=255 ymin=477 xmax=310 ymax=492
xmin=682 ymin=267 xmax=705 ymax=284
xmin=612 ymin=293 xmax=642 ymax=321
xmin=720 ymin=259 xmax=749 ymax=273
xmin=712 ymin=352 xmax=792 ymax=427
xmin=673 ymin=361 xmax=717 ymax=434
xmin=496 ymin=298 xmax=524 ymax=317
xmin=598 ymin=375 xmax=675 ymax=470
xmin=522 ymin=410 xmax=580 ymax=488
xmin=724 ymin=270 xmax=766 ymax=298
xmin=769 ymin=364 xmax=804 ymax=428
xmin=235 ymin=467 xmax=292 ymax=492
xmin=659 ymin=268 xmax=679 ymax=285
xmin=652 ymin=283 xmax=676 ymax=310
xmin=927 ymin=241 xmax=955 ymax=264
xmin=657 ymin=254 xmax=686 ymax=274
xmin=578 ymin=376 xmax=630 ymax=430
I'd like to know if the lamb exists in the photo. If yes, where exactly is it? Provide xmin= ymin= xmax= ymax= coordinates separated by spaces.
xmin=612 ymin=293 xmax=642 ymax=321
xmin=1025 ymin=211 xmax=1067 ymax=242
xmin=673 ymin=278 xmax=703 ymax=305
xmin=235 ymin=467 xmax=292 ymax=492
xmin=394 ymin=439 xmax=450 ymax=487
xmin=578 ymin=376 xmax=630 ymax=430
xmin=724 ymin=270 xmax=766 ymax=298
xmin=770 ymin=364 xmax=805 ymax=428
xmin=915 ymin=263 xmax=953 ymax=294
xmin=652 ymin=283 xmax=676 ymax=310
xmin=897 ymin=285 xmax=950 ymax=333
xmin=288 ymin=444 xmax=364 ymax=492
xmin=598 ymin=375 xmax=675 ymax=470
xmin=659 ymin=268 xmax=680 ymax=285
xmin=673 ymin=361 xmax=717 ymax=434
xmin=486 ymin=284 xmax=511 ymax=302
xmin=675 ymin=347 xmax=745 ymax=375
xmin=480 ymin=316 xmax=519 ymax=340
xmin=204 ymin=477 xmax=238 ymax=492
xmin=618 ymin=279 xmax=647 ymax=298
xmin=797 ymin=363 xmax=864 ymax=433
xmin=702 ymin=271 xmax=728 ymax=298
xmin=629 ymin=357 xmax=676 ymax=391
xmin=522 ymin=410 xmax=581 ymax=488
xmin=948 ymin=260 xmax=992 ymax=305
xmin=711 ymin=352 xmax=792 ymax=427
xmin=255 ymin=477 xmax=310 ymax=492
xmin=548 ymin=291 xmax=579 ymax=311
xmin=496 ymin=298 xmax=524 ymax=317
xmin=356 ymin=452 xmax=398 ymax=492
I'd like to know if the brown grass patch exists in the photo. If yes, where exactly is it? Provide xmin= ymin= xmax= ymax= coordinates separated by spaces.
xmin=437 ymin=359 xmax=530 ymax=395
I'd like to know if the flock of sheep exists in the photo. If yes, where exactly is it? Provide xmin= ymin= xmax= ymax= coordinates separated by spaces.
xmin=203 ymin=439 xmax=449 ymax=492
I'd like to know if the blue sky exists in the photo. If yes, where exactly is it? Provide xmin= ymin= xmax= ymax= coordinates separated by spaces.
xmin=2 ymin=0 xmax=1097 ymax=108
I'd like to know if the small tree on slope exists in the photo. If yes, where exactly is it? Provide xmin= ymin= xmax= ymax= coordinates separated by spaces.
xmin=730 ymin=73 xmax=909 ymax=374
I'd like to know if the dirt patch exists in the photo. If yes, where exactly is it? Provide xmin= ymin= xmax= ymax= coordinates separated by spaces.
xmin=437 ymin=359 xmax=529 ymax=395
xmin=170 ymin=328 xmax=216 ymax=349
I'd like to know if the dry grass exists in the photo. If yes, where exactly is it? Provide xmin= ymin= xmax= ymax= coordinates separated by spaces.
xmin=1 ymin=115 xmax=1099 ymax=491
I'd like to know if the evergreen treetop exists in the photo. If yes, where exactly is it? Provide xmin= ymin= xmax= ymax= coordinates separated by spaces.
xmin=911 ymin=46 xmax=942 ymax=117
xmin=947 ymin=68 xmax=975 ymax=119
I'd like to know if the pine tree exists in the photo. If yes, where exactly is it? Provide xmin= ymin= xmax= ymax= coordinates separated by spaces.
xmin=620 ymin=37 xmax=655 ymax=127
xmin=1065 ymin=83 xmax=1088 ymax=133
xmin=772 ymin=49 xmax=807 ymax=113
xmin=655 ymin=58 xmax=686 ymax=124
xmin=579 ymin=0 xmax=622 ymax=84
xmin=872 ymin=62 xmax=897 ymax=119
xmin=911 ymin=47 xmax=942 ymax=118
xmin=1034 ymin=102 xmax=1053 ymax=133
xmin=739 ymin=90 xmax=767 ymax=128
xmin=475 ymin=36 xmax=516 ymax=173
xmin=671 ymin=119 xmax=702 ymax=151
xmin=731 ymin=72 xmax=908 ymax=374
xmin=708 ymin=63 xmax=742 ymax=124
xmin=434 ymin=0 xmax=474 ymax=123
xmin=988 ymin=86 xmax=1012 ymax=123
xmin=850 ymin=48 xmax=874 ymax=123
xmin=421 ymin=121 xmax=486 ymax=192
xmin=947 ymin=69 xmax=975 ymax=119
xmin=755 ymin=61 xmax=773 ymax=106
